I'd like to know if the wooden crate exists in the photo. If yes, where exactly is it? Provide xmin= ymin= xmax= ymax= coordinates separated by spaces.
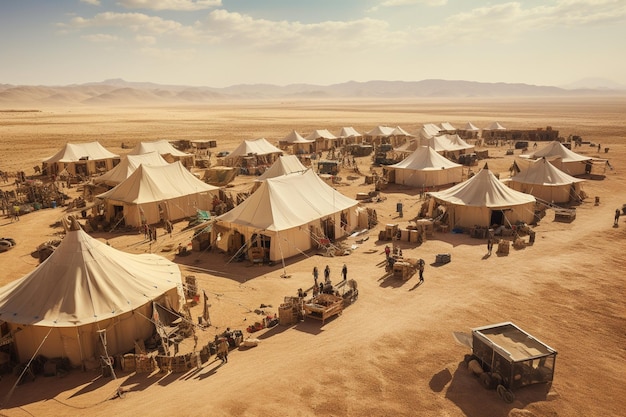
xmin=120 ymin=354 xmax=136 ymax=372
xmin=135 ymin=355 xmax=155 ymax=373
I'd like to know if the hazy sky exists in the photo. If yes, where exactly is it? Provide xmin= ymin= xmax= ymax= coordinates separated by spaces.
xmin=1 ymin=0 xmax=625 ymax=87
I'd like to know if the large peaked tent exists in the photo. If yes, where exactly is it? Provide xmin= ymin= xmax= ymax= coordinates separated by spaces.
xmin=388 ymin=146 xmax=463 ymax=188
xmin=521 ymin=141 xmax=592 ymax=176
xmin=128 ymin=140 xmax=194 ymax=168
xmin=94 ymin=151 xmax=170 ymax=187
xmin=97 ymin=161 xmax=218 ymax=227
xmin=0 ymin=225 xmax=183 ymax=367
xmin=214 ymin=169 xmax=359 ymax=262
xmin=42 ymin=142 xmax=120 ymax=177
xmin=509 ymin=157 xmax=585 ymax=203
xmin=428 ymin=166 xmax=536 ymax=228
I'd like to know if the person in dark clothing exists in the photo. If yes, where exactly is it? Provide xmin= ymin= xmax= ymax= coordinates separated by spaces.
xmin=487 ymin=239 xmax=493 ymax=255
xmin=615 ymin=209 xmax=621 ymax=226
xmin=418 ymin=259 xmax=425 ymax=283
xmin=324 ymin=265 xmax=331 ymax=283
xmin=341 ymin=264 xmax=347 ymax=281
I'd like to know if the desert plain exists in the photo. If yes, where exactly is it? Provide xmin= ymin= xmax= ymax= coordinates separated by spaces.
xmin=0 ymin=96 xmax=625 ymax=417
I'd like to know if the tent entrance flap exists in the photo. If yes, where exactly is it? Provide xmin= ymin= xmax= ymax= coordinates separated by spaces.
xmin=321 ymin=217 xmax=335 ymax=240
xmin=490 ymin=210 xmax=505 ymax=226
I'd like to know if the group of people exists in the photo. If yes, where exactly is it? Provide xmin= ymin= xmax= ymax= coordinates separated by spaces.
xmin=312 ymin=264 xmax=348 ymax=295
xmin=143 ymin=223 xmax=159 ymax=242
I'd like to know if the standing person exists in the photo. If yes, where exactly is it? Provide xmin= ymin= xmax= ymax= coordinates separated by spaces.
xmin=148 ymin=226 xmax=153 ymax=241
xmin=487 ymin=239 xmax=493 ymax=255
xmin=418 ymin=259 xmax=425 ymax=283
xmin=397 ymin=201 xmax=403 ymax=218
xmin=341 ymin=264 xmax=347 ymax=281
xmin=324 ymin=265 xmax=331 ymax=283
xmin=152 ymin=227 xmax=157 ymax=243
xmin=312 ymin=266 xmax=319 ymax=287
xmin=218 ymin=337 xmax=229 ymax=364
xmin=615 ymin=209 xmax=621 ymax=226
xmin=12 ymin=205 xmax=20 ymax=222
xmin=385 ymin=245 xmax=391 ymax=259
xmin=143 ymin=223 xmax=149 ymax=239
xmin=597 ymin=143 xmax=601 ymax=152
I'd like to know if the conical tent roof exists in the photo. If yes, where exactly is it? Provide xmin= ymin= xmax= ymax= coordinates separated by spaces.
xmin=217 ymin=169 xmax=358 ymax=232
xmin=366 ymin=125 xmax=395 ymax=137
xmin=526 ymin=141 xmax=591 ymax=162
xmin=305 ymin=129 xmax=337 ymax=140
xmin=391 ymin=126 xmax=414 ymax=137
xmin=425 ymin=134 xmax=474 ymax=152
xmin=0 ymin=227 xmax=181 ymax=327
xmin=439 ymin=122 xmax=457 ymax=131
xmin=255 ymin=155 xmax=307 ymax=182
xmin=281 ymin=130 xmax=313 ymax=144
xmin=97 ymin=161 xmax=218 ymax=204
xmin=429 ymin=167 xmax=535 ymax=207
xmin=128 ymin=140 xmax=191 ymax=158
xmin=511 ymin=157 xmax=585 ymax=186
xmin=43 ymin=141 xmax=119 ymax=163
xmin=225 ymin=138 xmax=283 ymax=159
xmin=486 ymin=121 xmax=507 ymax=130
xmin=463 ymin=122 xmax=480 ymax=131
xmin=94 ymin=151 xmax=169 ymax=186
xmin=390 ymin=146 xmax=461 ymax=170
xmin=338 ymin=127 xmax=362 ymax=138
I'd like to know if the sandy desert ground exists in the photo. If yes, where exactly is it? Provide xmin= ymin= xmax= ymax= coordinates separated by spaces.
xmin=0 ymin=97 xmax=625 ymax=417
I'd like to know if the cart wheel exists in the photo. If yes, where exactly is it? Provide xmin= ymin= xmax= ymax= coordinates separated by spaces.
xmin=497 ymin=384 xmax=515 ymax=403
xmin=480 ymin=372 xmax=493 ymax=389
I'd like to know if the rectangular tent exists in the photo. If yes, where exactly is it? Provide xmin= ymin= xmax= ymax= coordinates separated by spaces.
xmin=214 ymin=169 xmax=359 ymax=262
xmin=42 ymin=141 xmax=120 ymax=177
xmin=128 ymin=140 xmax=195 ymax=168
xmin=96 ymin=161 xmax=219 ymax=227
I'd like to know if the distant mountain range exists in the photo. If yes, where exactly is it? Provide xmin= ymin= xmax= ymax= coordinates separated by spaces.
xmin=1 ymin=78 xmax=624 ymax=106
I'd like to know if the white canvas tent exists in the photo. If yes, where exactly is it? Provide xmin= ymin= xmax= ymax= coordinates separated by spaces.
xmin=214 ymin=169 xmax=359 ymax=262
xmin=509 ymin=157 xmax=585 ymax=203
xmin=42 ymin=141 xmax=120 ymax=177
xmin=420 ymin=124 xmax=442 ymax=139
xmin=428 ymin=165 xmax=536 ymax=229
xmin=305 ymin=129 xmax=338 ymax=151
xmin=279 ymin=130 xmax=314 ymax=154
xmin=388 ymin=146 xmax=463 ymax=188
xmin=424 ymin=134 xmax=475 ymax=159
xmin=223 ymin=138 xmax=283 ymax=171
xmin=337 ymin=127 xmax=363 ymax=145
xmin=96 ymin=161 xmax=219 ymax=227
xmin=439 ymin=122 xmax=457 ymax=132
xmin=458 ymin=122 xmax=481 ymax=139
xmin=128 ymin=140 xmax=194 ymax=168
xmin=0 ymin=224 xmax=183 ymax=367
xmin=521 ymin=141 xmax=592 ymax=176
xmin=93 ymin=152 xmax=170 ymax=187
xmin=486 ymin=122 xmax=507 ymax=131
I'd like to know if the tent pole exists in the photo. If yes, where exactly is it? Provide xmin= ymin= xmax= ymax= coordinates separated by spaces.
xmin=277 ymin=230 xmax=287 ymax=278
xmin=76 ymin=327 xmax=86 ymax=371
xmin=1 ymin=328 xmax=53 ymax=409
